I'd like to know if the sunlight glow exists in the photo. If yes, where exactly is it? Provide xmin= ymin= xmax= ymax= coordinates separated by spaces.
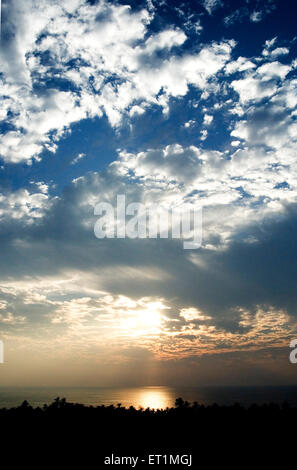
xmin=117 ymin=301 xmax=168 ymax=336
xmin=126 ymin=309 xmax=163 ymax=335
xmin=137 ymin=387 xmax=172 ymax=409
xmin=137 ymin=309 xmax=162 ymax=329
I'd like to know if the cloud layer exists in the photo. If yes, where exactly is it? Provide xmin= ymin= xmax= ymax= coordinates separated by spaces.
xmin=0 ymin=0 xmax=297 ymax=386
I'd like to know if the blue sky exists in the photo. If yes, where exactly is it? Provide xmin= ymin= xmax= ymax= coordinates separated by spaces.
xmin=0 ymin=0 xmax=297 ymax=386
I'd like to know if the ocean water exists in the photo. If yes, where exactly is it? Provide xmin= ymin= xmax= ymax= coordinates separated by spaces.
xmin=0 ymin=385 xmax=296 ymax=409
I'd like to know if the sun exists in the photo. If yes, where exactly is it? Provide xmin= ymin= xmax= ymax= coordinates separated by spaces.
xmin=136 ymin=309 xmax=162 ymax=329
xmin=114 ymin=300 xmax=168 ymax=337
xmin=122 ymin=302 xmax=165 ymax=335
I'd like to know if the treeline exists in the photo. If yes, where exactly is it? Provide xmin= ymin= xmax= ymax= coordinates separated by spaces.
xmin=0 ymin=397 xmax=296 ymax=467
xmin=0 ymin=395 xmax=296 ymax=415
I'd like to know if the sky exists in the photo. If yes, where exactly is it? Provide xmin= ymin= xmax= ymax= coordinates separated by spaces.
xmin=0 ymin=0 xmax=297 ymax=387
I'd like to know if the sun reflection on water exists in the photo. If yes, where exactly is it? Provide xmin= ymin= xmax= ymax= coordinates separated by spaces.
xmin=134 ymin=387 xmax=173 ymax=409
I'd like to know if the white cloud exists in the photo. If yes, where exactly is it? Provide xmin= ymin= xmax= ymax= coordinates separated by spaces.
xmin=250 ymin=11 xmax=263 ymax=23
xmin=200 ymin=129 xmax=208 ymax=141
xmin=129 ymin=105 xmax=146 ymax=117
xmin=231 ymin=105 xmax=297 ymax=151
xmin=231 ymin=60 xmax=291 ymax=104
xmin=264 ymin=37 xmax=278 ymax=49
xmin=1 ymin=36 xmax=296 ymax=245
xmin=113 ymin=144 xmax=206 ymax=185
xmin=179 ymin=307 xmax=211 ymax=321
xmin=257 ymin=61 xmax=291 ymax=80
xmin=225 ymin=57 xmax=256 ymax=74
xmin=203 ymin=0 xmax=223 ymax=15
xmin=264 ymin=47 xmax=290 ymax=58
xmin=225 ymin=5 xmax=275 ymax=27
xmin=143 ymin=29 xmax=186 ymax=54
xmin=184 ymin=120 xmax=196 ymax=128
xmin=231 ymin=76 xmax=278 ymax=103
xmin=0 ymin=0 xmax=234 ymax=164
xmin=203 ymin=114 xmax=213 ymax=126
xmin=71 ymin=153 xmax=86 ymax=165
xmin=0 ymin=187 xmax=52 ymax=222
xmin=262 ymin=37 xmax=289 ymax=58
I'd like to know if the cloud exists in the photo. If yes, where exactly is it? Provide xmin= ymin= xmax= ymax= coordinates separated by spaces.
xmin=257 ymin=61 xmax=291 ymax=79
xmin=0 ymin=312 xmax=26 ymax=325
xmin=263 ymin=47 xmax=290 ymax=58
xmin=203 ymin=114 xmax=213 ymax=126
xmin=113 ymin=144 xmax=208 ymax=185
xmin=0 ymin=0 xmax=296 ymax=385
xmin=0 ymin=151 xmax=297 ymax=382
xmin=0 ymin=187 xmax=52 ymax=222
xmin=224 ymin=1 xmax=276 ymax=27
xmin=0 ymin=125 xmax=296 ymax=314
xmin=143 ymin=29 xmax=187 ymax=54
xmin=231 ymin=60 xmax=292 ymax=104
xmin=0 ymin=247 xmax=296 ymax=364
xmin=200 ymin=129 xmax=208 ymax=141
xmin=0 ymin=0 xmax=234 ymax=163
xmin=71 ymin=153 xmax=86 ymax=165
xmin=225 ymin=56 xmax=256 ymax=74
xmin=224 ymin=8 xmax=247 ymax=26
xmin=250 ymin=11 xmax=262 ymax=23
xmin=202 ymin=0 xmax=223 ymax=15
xmin=231 ymin=103 xmax=297 ymax=151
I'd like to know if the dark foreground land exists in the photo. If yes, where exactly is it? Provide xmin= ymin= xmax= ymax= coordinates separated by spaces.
xmin=1 ymin=397 xmax=296 ymax=467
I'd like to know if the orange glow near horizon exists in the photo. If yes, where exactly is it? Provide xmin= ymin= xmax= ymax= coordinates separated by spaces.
xmin=136 ymin=387 xmax=172 ymax=409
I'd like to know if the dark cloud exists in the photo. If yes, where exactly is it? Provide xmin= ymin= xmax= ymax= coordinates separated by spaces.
xmin=0 ymin=170 xmax=297 ymax=335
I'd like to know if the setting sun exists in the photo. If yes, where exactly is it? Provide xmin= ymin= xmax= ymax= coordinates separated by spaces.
xmin=137 ymin=309 xmax=162 ymax=329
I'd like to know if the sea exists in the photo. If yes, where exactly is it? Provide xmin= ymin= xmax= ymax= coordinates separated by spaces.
xmin=0 ymin=385 xmax=296 ymax=409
